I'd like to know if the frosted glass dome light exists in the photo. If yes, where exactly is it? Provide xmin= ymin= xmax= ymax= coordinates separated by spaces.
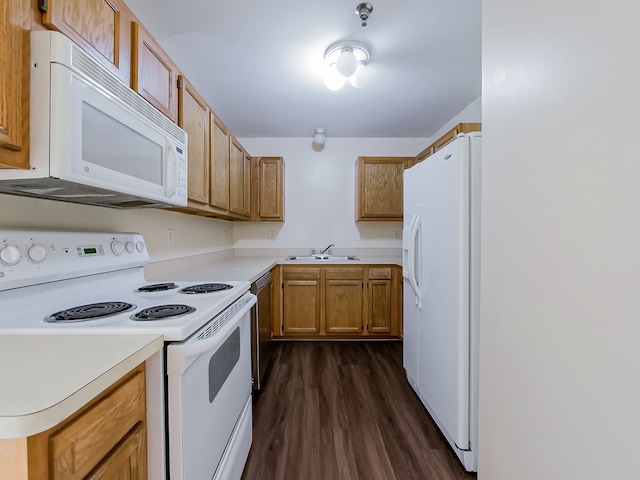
xmin=324 ymin=63 xmax=346 ymax=91
xmin=336 ymin=48 xmax=358 ymax=77
xmin=313 ymin=128 xmax=326 ymax=146
xmin=349 ymin=61 xmax=370 ymax=88
xmin=323 ymin=41 xmax=371 ymax=91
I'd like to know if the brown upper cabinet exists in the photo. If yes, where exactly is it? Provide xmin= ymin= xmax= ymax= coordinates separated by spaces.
xmin=131 ymin=21 xmax=178 ymax=122
xmin=41 ymin=0 xmax=133 ymax=84
xmin=177 ymin=75 xmax=210 ymax=205
xmin=355 ymin=156 xmax=409 ymax=221
xmin=243 ymin=150 xmax=251 ymax=218
xmin=210 ymin=114 xmax=231 ymax=212
xmin=4 ymin=0 xmax=281 ymax=221
xmin=229 ymin=136 xmax=245 ymax=216
xmin=411 ymin=122 xmax=482 ymax=168
xmin=0 ymin=0 xmax=29 ymax=168
xmin=251 ymin=156 xmax=284 ymax=221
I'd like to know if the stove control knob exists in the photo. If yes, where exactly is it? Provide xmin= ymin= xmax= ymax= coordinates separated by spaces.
xmin=135 ymin=241 xmax=145 ymax=253
xmin=0 ymin=244 xmax=21 ymax=266
xmin=125 ymin=241 xmax=135 ymax=253
xmin=111 ymin=240 xmax=125 ymax=256
xmin=27 ymin=244 xmax=47 ymax=264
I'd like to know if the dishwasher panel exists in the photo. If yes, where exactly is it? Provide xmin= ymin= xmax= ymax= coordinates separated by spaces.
xmin=251 ymin=271 xmax=273 ymax=391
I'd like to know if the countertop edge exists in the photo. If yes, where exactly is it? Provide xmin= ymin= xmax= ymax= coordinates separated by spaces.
xmin=0 ymin=335 xmax=163 ymax=439
xmin=147 ymin=255 xmax=402 ymax=285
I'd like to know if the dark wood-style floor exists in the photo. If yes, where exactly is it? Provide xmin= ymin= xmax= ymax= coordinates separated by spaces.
xmin=242 ymin=341 xmax=477 ymax=480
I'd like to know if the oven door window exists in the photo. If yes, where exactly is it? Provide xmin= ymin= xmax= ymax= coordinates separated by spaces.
xmin=208 ymin=327 xmax=240 ymax=403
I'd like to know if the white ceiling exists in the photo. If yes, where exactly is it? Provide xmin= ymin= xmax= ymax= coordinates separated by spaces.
xmin=125 ymin=0 xmax=481 ymax=139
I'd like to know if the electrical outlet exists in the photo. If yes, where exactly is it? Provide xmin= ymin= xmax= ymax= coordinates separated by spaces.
xmin=268 ymin=231 xmax=275 ymax=240
xmin=166 ymin=229 xmax=174 ymax=245
xmin=352 ymin=230 xmax=360 ymax=241
xmin=394 ymin=230 xmax=401 ymax=239
xmin=223 ymin=230 xmax=228 ymax=241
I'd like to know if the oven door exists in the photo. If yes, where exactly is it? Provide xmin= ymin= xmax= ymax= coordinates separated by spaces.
xmin=166 ymin=292 xmax=256 ymax=480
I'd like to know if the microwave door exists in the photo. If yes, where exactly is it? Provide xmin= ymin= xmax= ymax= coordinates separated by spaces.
xmin=49 ymin=64 xmax=169 ymax=201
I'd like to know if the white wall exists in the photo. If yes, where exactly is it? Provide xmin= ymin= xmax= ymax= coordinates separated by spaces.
xmin=236 ymin=97 xmax=481 ymax=251
xmin=479 ymin=2 xmax=640 ymax=479
xmin=425 ymin=96 xmax=481 ymax=144
xmin=234 ymin=137 xmax=425 ymax=250
xmin=0 ymin=193 xmax=233 ymax=262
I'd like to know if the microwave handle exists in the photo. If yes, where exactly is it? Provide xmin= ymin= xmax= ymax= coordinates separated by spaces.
xmin=166 ymin=140 xmax=178 ymax=198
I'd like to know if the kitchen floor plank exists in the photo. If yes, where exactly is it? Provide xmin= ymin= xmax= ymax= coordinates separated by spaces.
xmin=241 ymin=341 xmax=476 ymax=480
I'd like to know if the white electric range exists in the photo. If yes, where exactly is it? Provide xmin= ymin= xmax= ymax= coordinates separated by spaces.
xmin=0 ymin=230 xmax=256 ymax=480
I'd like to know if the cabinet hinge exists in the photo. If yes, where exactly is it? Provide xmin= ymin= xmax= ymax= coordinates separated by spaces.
xmin=177 ymin=77 xmax=183 ymax=89
xmin=38 ymin=0 xmax=48 ymax=13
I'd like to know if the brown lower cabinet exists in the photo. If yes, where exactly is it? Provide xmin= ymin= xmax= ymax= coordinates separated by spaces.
xmin=276 ymin=265 xmax=402 ymax=338
xmin=1 ymin=364 xmax=147 ymax=480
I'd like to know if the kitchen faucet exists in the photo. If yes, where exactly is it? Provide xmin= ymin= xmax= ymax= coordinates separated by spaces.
xmin=319 ymin=243 xmax=334 ymax=255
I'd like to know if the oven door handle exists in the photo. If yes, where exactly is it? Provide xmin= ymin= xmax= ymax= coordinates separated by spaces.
xmin=168 ymin=294 xmax=256 ymax=375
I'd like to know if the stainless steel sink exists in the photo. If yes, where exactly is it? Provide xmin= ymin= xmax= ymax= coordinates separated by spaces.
xmin=285 ymin=254 xmax=360 ymax=261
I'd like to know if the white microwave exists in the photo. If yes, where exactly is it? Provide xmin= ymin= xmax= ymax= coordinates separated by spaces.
xmin=0 ymin=31 xmax=188 ymax=209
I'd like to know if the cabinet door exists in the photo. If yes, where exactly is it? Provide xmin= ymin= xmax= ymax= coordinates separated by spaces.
xmin=131 ymin=21 xmax=178 ymax=121
xmin=355 ymin=157 xmax=409 ymax=221
xmin=0 ymin=0 xmax=29 ymax=167
xmin=243 ymin=151 xmax=251 ymax=218
xmin=178 ymin=75 xmax=210 ymax=204
xmin=229 ymin=136 xmax=244 ymax=215
xmin=367 ymin=268 xmax=392 ymax=334
xmin=42 ymin=0 xmax=132 ymax=83
xmin=325 ymin=268 xmax=363 ymax=334
xmin=210 ymin=115 xmax=230 ymax=210
xmin=86 ymin=422 xmax=147 ymax=480
xmin=282 ymin=268 xmax=321 ymax=334
xmin=47 ymin=367 xmax=146 ymax=479
xmin=258 ymin=157 xmax=284 ymax=220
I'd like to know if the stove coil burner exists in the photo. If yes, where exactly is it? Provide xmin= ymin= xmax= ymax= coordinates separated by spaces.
xmin=180 ymin=283 xmax=233 ymax=294
xmin=136 ymin=282 xmax=180 ymax=293
xmin=131 ymin=304 xmax=196 ymax=321
xmin=45 ymin=302 xmax=137 ymax=323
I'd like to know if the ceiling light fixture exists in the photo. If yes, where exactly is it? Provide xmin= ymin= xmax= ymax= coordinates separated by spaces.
xmin=323 ymin=41 xmax=371 ymax=91
xmin=355 ymin=3 xmax=374 ymax=27
xmin=313 ymin=128 xmax=326 ymax=146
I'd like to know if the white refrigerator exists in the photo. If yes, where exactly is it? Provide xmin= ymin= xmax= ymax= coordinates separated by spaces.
xmin=402 ymin=133 xmax=481 ymax=472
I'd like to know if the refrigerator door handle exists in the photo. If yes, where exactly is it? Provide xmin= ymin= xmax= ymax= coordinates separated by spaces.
xmin=409 ymin=213 xmax=422 ymax=309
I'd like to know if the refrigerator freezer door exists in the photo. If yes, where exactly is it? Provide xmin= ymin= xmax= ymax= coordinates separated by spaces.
xmin=415 ymin=138 xmax=471 ymax=451
xmin=402 ymin=168 xmax=423 ymax=392
xmin=403 ymin=276 xmax=420 ymax=392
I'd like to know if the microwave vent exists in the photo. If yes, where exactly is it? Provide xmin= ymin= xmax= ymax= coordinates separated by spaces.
xmin=0 ymin=178 xmax=169 ymax=209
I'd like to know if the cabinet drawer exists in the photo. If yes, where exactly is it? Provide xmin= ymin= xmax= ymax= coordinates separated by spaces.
xmin=368 ymin=267 xmax=392 ymax=280
xmin=85 ymin=422 xmax=146 ymax=479
xmin=326 ymin=268 xmax=363 ymax=280
xmin=282 ymin=267 xmax=320 ymax=280
xmin=49 ymin=368 xmax=146 ymax=479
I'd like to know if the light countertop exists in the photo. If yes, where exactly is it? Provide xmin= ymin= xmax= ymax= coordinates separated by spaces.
xmin=147 ymin=253 xmax=402 ymax=284
xmin=0 ymin=334 xmax=163 ymax=439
